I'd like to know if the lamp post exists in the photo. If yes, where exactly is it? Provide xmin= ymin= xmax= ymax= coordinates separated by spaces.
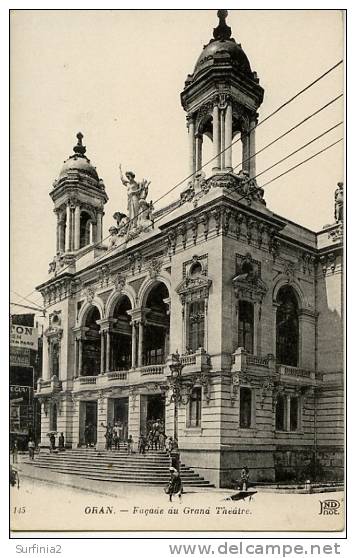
xmin=167 ymin=351 xmax=184 ymax=442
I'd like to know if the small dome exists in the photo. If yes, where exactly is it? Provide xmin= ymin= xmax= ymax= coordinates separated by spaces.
xmin=59 ymin=154 xmax=99 ymax=181
xmin=191 ymin=10 xmax=254 ymax=80
xmin=194 ymin=38 xmax=252 ymax=77
xmin=57 ymin=132 xmax=99 ymax=182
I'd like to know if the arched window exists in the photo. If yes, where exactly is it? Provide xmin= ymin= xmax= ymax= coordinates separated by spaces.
xmin=276 ymin=286 xmax=299 ymax=366
xmin=80 ymin=211 xmax=92 ymax=248
xmin=238 ymin=300 xmax=254 ymax=354
xmin=144 ymin=283 xmax=170 ymax=365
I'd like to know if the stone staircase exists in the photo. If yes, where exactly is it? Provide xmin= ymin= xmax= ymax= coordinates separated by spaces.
xmin=25 ymin=448 xmax=214 ymax=486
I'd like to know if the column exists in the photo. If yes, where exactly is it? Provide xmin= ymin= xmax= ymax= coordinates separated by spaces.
xmin=249 ymin=118 xmax=257 ymax=178
xmin=91 ymin=222 xmax=97 ymax=245
xmin=253 ymin=302 xmax=259 ymax=355
xmin=74 ymin=205 xmax=81 ymax=250
xmin=55 ymin=212 xmax=60 ymax=253
xmin=212 ymin=104 xmax=221 ymax=172
xmin=131 ymin=322 xmax=137 ymax=368
xmin=106 ymin=331 xmax=111 ymax=373
xmin=42 ymin=336 xmax=50 ymax=380
xmin=138 ymin=320 xmax=144 ymax=367
xmin=96 ymin=396 xmax=109 ymax=451
xmin=78 ymin=339 xmax=83 ymax=377
xmin=188 ymin=117 xmax=196 ymax=176
xmin=220 ymin=108 xmax=225 ymax=170
xmin=97 ymin=212 xmax=103 ymax=243
xmin=195 ymin=135 xmax=203 ymax=172
xmin=100 ymin=331 xmax=105 ymax=374
xmin=242 ymin=132 xmax=250 ymax=173
xmin=272 ymin=303 xmax=279 ymax=360
xmin=224 ymin=103 xmax=233 ymax=170
xmin=70 ymin=207 xmax=75 ymax=251
xmin=286 ymin=394 xmax=291 ymax=431
xmin=204 ymin=298 xmax=209 ymax=352
xmin=58 ymin=220 xmax=65 ymax=252
xmin=65 ymin=203 xmax=71 ymax=252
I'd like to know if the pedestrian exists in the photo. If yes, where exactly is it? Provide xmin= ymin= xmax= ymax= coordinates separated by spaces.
xmin=159 ymin=431 xmax=166 ymax=451
xmin=84 ymin=424 xmax=90 ymax=448
xmin=49 ymin=433 xmax=56 ymax=453
xmin=118 ymin=421 xmax=124 ymax=446
xmin=12 ymin=440 xmax=18 ymax=464
xmin=147 ymin=429 xmax=154 ymax=450
xmin=167 ymin=436 xmax=174 ymax=453
xmin=138 ymin=434 xmax=146 ymax=455
xmin=113 ymin=425 xmax=119 ymax=450
xmin=10 ymin=465 xmax=20 ymax=489
xmin=166 ymin=466 xmax=183 ymax=503
xmin=107 ymin=425 xmax=113 ymax=451
xmin=28 ymin=439 xmax=35 ymax=460
xmin=240 ymin=466 xmax=250 ymax=491
xmin=153 ymin=429 xmax=160 ymax=450
xmin=127 ymin=434 xmax=133 ymax=454
xmin=58 ymin=432 xmax=65 ymax=452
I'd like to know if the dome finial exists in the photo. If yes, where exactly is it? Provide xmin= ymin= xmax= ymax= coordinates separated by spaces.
xmin=213 ymin=9 xmax=232 ymax=40
xmin=73 ymin=132 xmax=86 ymax=156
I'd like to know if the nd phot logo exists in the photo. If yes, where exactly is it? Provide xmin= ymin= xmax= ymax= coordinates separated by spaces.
xmin=319 ymin=499 xmax=340 ymax=515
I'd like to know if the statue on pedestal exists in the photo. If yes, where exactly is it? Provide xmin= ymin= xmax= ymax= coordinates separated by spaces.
xmin=334 ymin=182 xmax=343 ymax=223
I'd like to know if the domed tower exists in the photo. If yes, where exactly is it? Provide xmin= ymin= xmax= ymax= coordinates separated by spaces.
xmin=181 ymin=10 xmax=264 ymax=177
xmin=50 ymin=133 xmax=108 ymax=256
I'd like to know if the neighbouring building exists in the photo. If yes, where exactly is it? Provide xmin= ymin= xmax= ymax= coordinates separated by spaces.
xmin=10 ymin=313 xmax=42 ymax=449
xmin=35 ymin=11 xmax=343 ymax=486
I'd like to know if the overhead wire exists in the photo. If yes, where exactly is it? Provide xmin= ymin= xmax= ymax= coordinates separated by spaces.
xmin=38 ymin=134 xmax=343 ymax=312
xmin=15 ymin=60 xmax=344 ymax=308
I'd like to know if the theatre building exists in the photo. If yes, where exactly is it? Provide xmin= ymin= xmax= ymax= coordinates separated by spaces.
xmin=35 ymin=11 xmax=343 ymax=486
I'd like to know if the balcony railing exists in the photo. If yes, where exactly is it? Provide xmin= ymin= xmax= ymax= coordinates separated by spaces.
xmin=140 ymin=364 xmax=165 ymax=376
xmin=181 ymin=354 xmax=197 ymax=366
xmin=277 ymin=364 xmax=315 ymax=380
xmin=246 ymin=354 xmax=270 ymax=367
xmin=77 ymin=376 xmax=98 ymax=385
xmin=107 ymin=371 xmax=128 ymax=381
xmin=36 ymin=375 xmax=62 ymax=394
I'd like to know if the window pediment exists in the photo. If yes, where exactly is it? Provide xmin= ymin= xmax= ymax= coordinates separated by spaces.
xmin=176 ymin=275 xmax=212 ymax=303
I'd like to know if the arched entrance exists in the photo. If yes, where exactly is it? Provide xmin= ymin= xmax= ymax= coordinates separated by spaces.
xmin=82 ymin=306 xmax=101 ymax=376
xmin=111 ymin=296 xmax=132 ymax=370
xmin=143 ymin=282 xmax=170 ymax=365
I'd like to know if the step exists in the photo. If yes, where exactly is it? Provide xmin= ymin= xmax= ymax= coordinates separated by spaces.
xmin=25 ymin=449 xmax=214 ymax=487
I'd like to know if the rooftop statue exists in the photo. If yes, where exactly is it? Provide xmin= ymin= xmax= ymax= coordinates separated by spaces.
xmin=334 ymin=182 xmax=343 ymax=223
xmin=119 ymin=164 xmax=151 ymax=230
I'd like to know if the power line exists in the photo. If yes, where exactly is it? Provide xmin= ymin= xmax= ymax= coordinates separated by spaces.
xmin=259 ymin=138 xmax=343 ymax=189
xmin=253 ymin=122 xmax=343 ymax=181
xmin=10 ymin=302 xmax=46 ymax=313
xmin=11 ymin=290 xmax=44 ymax=311
xmin=18 ymin=60 xmax=343 ymax=306
xmin=232 ymin=94 xmax=343 ymax=174
xmin=39 ymin=135 xmax=343 ymax=312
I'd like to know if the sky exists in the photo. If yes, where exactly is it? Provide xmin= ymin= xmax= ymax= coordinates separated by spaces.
xmin=10 ymin=9 xmax=344 ymax=309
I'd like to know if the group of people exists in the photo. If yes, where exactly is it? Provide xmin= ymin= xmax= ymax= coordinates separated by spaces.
xmin=104 ymin=422 xmax=129 ymax=451
xmin=11 ymin=438 xmax=38 ymax=462
xmin=146 ymin=418 xmax=166 ymax=450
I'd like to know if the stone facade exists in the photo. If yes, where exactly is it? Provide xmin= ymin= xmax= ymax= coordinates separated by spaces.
xmin=35 ymin=12 xmax=343 ymax=487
